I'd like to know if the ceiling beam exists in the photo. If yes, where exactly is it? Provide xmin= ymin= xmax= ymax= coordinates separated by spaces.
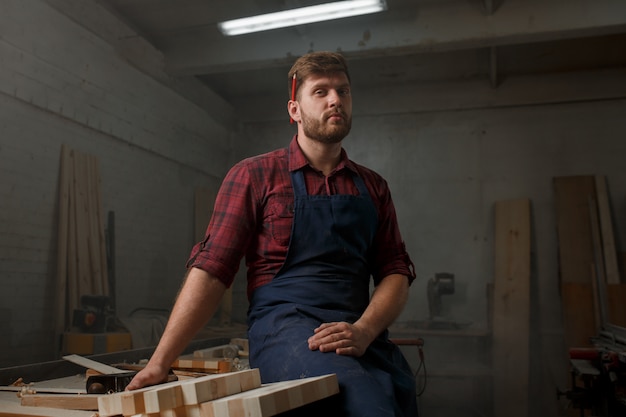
xmin=159 ymin=0 xmax=626 ymax=76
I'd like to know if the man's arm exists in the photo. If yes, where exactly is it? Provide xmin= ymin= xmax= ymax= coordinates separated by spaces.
xmin=126 ymin=267 xmax=226 ymax=390
xmin=307 ymin=273 xmax=409 ymax=357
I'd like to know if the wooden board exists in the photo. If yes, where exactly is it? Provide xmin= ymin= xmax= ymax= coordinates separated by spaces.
xmin=62 ymin=354 xmax=126 ymax=375
xmin=193 ymin=345 xmax=239 ymax=360
xmin=98 ymin=369 xmax=260 ymax=416
xmin=20 ymin=394 xmax=100 ymax=410
xmin=199 ymin=374 xmax=339 ymax=417
xmin=553 ymin=176 xmax=596 ymax=284
xmin=0 ymin=400 xmax=95 ymax=417
xmin=492 ymin=198 xmax=531 ymax=417
xmin=560 ymin=283 xmax=596 ymax=348
xmin=607 ymin=284 xmax=626 ymax=327
xmin=595 ymin=175 xmax=621 ymax=284
xmin=553 ymin=177 xmax=599 ymax=351
xmin=171 ymin=358 xmax=225 ymax=373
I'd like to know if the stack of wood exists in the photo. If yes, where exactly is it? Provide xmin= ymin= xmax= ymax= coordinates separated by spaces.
xmin=55 ymin=145 xmax=109 ymax=336
xmin=554 ymin=175 xmax=626 ymax=349
xmin=1 ymin=340 xmax=340 ymax=417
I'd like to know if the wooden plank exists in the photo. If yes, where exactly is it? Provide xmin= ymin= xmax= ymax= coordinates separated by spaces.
xmin=200 ymin=374 xmax=339 ymax=417
xmin=67 ymin=149 xmax=79 ymax=320
xmin=193 ymin=345 xmax=239 ymax=359
xmin=132 ymin=405 xmax=201 ymax=417
xmin=62 ymin=354 xmax=126 ymax=375
xmin=607 ymin=284 xmax=626 ymax=327
xmin=595 ymin=175 xmax=621 ymax=284
xmin=589 ymin=196 xmax=609 ymax=326
xmin=0 ymin=400 xmax=95 ymax=417
xmin=98 ymin=369 xmax=261 ymax=416
xmin=0 ymin=387 xmax=85 ymax=395
xmin=179 ymin=370 xmax=260 ymax=404
xmin=492 ymin=198 xmax=531 ymax=417
xmin=560 ymin=283 xmax=595 ymax=348
xmin=171 ymin=358 xmax=224 ymax=373
xmin=553 ymin=176 xmax=596 ymax=284
xmin=54 ymin=144 xmax=71 ymax=336
xmin=20 ymin=394 xmax=100 ymax=410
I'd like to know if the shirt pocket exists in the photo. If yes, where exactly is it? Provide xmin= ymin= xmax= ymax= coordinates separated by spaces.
xmin=266 ymin=196 xmax=294 ymax=247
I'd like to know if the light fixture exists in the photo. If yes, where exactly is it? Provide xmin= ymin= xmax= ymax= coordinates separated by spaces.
xmin=218 ymin=0 xmax=387 ymax=36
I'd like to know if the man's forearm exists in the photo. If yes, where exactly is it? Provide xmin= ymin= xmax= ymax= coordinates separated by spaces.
xmin=128 ymin=267 xmax=226 ymax=388
xmin=354 ymin=274 xmax=409 ymax=343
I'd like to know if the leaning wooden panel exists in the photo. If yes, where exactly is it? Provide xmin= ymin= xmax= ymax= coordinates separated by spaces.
xmin=199 ymin=374 xmax=339 ymax=417
xmin=492 ymin=199 xmax=531 ymax=417
xmin=553 ymin=176 xmax=596 ymax=284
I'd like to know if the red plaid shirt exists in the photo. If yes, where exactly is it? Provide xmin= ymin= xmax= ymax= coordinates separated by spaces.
xmin=187 ymin=136 xmax=415 ymax=299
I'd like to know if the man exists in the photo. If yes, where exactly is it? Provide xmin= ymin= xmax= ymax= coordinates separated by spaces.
xmin=127 ymin=51 xmax=418 ymax=417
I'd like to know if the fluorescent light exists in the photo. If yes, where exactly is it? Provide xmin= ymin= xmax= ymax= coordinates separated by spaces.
xmin=218 ymin=0 xmax=387 ymax=36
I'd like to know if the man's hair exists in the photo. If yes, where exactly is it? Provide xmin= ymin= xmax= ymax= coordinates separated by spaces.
xmin=288 ymin=51 xmax=350 ymax=99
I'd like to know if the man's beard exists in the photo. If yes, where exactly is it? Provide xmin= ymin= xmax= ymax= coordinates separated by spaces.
xmin=301 ymin=110 xmax=351 ymax=144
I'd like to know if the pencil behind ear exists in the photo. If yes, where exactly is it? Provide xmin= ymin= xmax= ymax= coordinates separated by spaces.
xmin=289 ymin=73 xmax=297 ymax=124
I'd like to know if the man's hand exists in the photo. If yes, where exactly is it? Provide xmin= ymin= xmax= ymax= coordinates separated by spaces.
xmin=308 ymin=321 xmax=375 ymax=357
xmin=125 ymin=363 xmax=170 ymax=391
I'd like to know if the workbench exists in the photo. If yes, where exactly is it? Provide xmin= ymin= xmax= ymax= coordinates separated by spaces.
xmin=0 ymin=337 xmax=238 ymax=416
xmin=0 ymin=331 xmax=340 ymax=417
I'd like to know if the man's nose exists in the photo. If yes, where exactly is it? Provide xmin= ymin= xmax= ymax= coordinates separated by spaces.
xmin=328 ymin=90 xmax=342 ymax=106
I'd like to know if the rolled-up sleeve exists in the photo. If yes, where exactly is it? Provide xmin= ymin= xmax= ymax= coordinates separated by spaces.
xmin=186 ymin=161 xmax=257 ymax=288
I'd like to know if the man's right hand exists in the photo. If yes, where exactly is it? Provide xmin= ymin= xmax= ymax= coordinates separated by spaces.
xmin=125 ymin=363 xmax=170 ymax=391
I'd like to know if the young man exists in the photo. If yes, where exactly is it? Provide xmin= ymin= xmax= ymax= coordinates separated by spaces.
xmin=127 ymin=51 xmax=418 ymax=417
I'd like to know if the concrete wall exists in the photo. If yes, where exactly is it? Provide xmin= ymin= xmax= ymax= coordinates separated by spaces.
xmin=0 ymin=0 xmax=235 ymax=367
xmin=236 ymin=73 xmax=626 ymax=416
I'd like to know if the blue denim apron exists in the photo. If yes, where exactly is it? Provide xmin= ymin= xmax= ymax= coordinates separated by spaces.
xmin=248 ymin=168 xmax=418 ymax=417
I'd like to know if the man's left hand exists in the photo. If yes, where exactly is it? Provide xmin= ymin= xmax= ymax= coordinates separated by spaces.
xmin=308 ymin=321 xmax=374 ymax=357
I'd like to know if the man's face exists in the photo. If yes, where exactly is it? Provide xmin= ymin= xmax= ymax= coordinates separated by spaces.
xmin=297 ymin=72 xmax=352 ymax=144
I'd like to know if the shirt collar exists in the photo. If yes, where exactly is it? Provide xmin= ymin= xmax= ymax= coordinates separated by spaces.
xmin=288 ymin=135 xmax=357 ymax=174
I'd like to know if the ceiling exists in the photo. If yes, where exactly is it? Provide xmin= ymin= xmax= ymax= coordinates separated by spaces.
xmin=97 ymin=0 xmax=626 ymax=110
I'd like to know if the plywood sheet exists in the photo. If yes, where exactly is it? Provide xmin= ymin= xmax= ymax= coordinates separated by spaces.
xmin=492 ymin=198 xmax=531 ymax=417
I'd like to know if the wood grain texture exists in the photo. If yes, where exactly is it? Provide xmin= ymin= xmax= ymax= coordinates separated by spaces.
xmin=98 ymin=369 xmax=260 ymax=416
xmin=20 ymin=394 xmax=100 ymax=410
xmin=492 ymin=198 xmax=531 ymax=417
xmin=0 ymin=400 xmax=95 ymax=417
xmin=199 ymin=374 xmax=339 ymax=417
xmin=607 ymin=284 xmax=626 ymax=327
xmin=595 ymin=175 xmax=621 ymax=284
xmin=553 ymin=176 xmax=596 ymax=284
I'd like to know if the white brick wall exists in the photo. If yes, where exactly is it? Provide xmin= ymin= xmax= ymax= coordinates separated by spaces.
xmin=0 ymin=0 xmax=235 ymax=366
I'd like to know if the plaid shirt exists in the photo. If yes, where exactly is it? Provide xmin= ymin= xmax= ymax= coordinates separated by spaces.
xmin=187 ymin=136 xmax=415 ymax=299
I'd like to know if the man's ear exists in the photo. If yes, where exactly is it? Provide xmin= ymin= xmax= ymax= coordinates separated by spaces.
xmin=287 ymin=100 xmax=300 ymax=123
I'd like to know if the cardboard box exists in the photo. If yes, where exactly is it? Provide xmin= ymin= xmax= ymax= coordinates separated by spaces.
xmin=62 ymin=332 xmax=132 ymax=355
